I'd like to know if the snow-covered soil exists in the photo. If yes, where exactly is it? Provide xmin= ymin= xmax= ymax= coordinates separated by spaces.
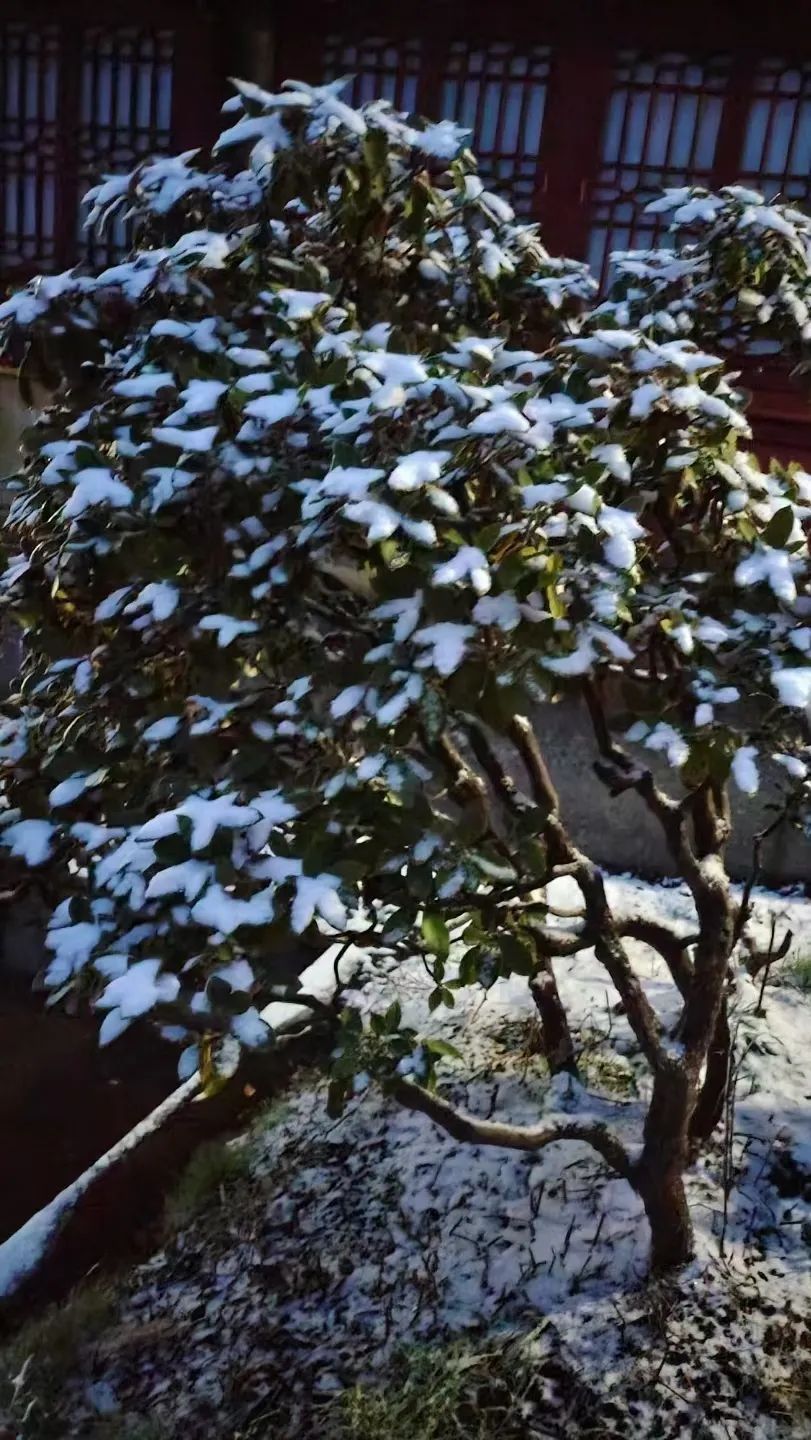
xmin=13 ymin=876 xmax=811 ymax=1438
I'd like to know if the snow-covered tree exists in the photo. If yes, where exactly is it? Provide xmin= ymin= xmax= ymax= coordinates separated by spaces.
xmin=0 ymin=77 xmax=809 ymax=1270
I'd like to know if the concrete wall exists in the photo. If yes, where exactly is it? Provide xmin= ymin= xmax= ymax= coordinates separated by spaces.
xmin=530 ymin=699 xmax=809 ymax=885
xmin=0 ymin=369 xmax=31 ymax=479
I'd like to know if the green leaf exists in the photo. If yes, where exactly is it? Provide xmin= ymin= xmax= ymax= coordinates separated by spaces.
xmin=384 ymin=999 xmax=402 ymax=1031
xmin=424 ymin=1038 xmax=463 ymax=1061
xmin=382 ymin=907 xmax=414 ymax=939
xmin=762 ymin=504 xmax=794 ymax=548
xmin=420 ymin=688 xmax=445 ymax=742
xmin=546 ymin=583 xmax=567 ymax=620
xmin=498 ymin=931 xmax=535 ymax=977
xmin=327 ymin=1079 xmax=349 ymax=1118
xmin=457 ymin=946 xmax=482 ymax=986
xmin=421 ymin=909 xmax=450 ymax=959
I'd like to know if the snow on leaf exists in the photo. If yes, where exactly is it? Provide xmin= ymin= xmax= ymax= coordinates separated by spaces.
xmin=45 ymin=922 xmax=103 ymax=983
xmin=138 ymin=794 xmax=259 ymax=851
xmin=413 ymin=623 xmax=475 ymax=676
xmin=592 ymin=443 xmax=631 ymax=482
xmin=94 ymin=586 xmax=132 ymax=622
xmin=64 ymin=468 xmax=132 ymax=518
xmin=152 ymin=425 xmax=219 ymax=452
xmin=291 ymin=873 xmax=347 ymax=933
xmin=190 ymin=883 xmax=274 ymax=935
xmin=373 ymin=594 xmax=422 ymax=643
xmin=275 ymin=288 xmax=332 ymax=321
xmin=433 ymin=546 xmax=491 ymax=595
xmin=735 ymin=546 xmax=800 ymax=605
xmin=473 ymin=593 xmax=521 ymax=630
xmin=467 ymin=403 xmax=530 ymax=436
xmin=198 ymin=614 xmax=259 ymax=647
xmin=331 ymin=685 xmax=367 ymax=719
xmin=388 ymin=451 xmax=452 ymax=492
xmin=731 ymin=746 xmax=760 ymax=796
xmin=113 ymin=372 xmax=175 ymax=398
xmin=97 ymin=958 xmax=180 ymax=1019
xmin=48 ymin=772 xmax=101 ymax=808
xmin=1 ymin=819 xmax=56 ymax=865
xmin=142 ymin=716 xmax=181 ymax=743
xmin=771 ymin=667 xmax=811 ymax=710
xmin=145 ymin=860 xmax=212 ymax=903
xmin=231 ymin=1007 xmax=271 ymax=1047
xmin=243 ymin=390 xmax=300 ymax=424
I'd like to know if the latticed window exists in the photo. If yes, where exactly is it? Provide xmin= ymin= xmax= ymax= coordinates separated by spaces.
xmin=440 ymin=42 xmax=550 ymax=214
xmin=586 ymin=51 xmax=729 ymax=284
xmin=322 ymin=35 xmax=421 ymax=111
xmin=1 ymin=22 xmax=61 ymax=274
xmin=78 ymin=28 xmax=175 ymax=266
xmin=1 ymin=19 xmax=177 ymax=279
xmin=738 ymin=59 xmax=811 ymax=206
xmin=320 ymin=33 xmax=550 ymax=217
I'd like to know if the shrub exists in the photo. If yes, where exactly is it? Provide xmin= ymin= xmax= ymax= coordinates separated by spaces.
xmin=0 ymin=77 xmax=809 ymax=1270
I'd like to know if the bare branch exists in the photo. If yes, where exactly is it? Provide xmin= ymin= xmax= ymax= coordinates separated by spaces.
xmin=732 ymin=808 xmax=789 ymax=950
xmin=463 ymin=715 xmax=534 ymax=817
xmin=511 ymin=712 xmax=667 ymax=1071
xmin=391 ymin=1077 xmax=634 ymax=1179
xmin=619 ymin=917 xmax=696 ymax=1001
xmin=522 ymin=914 xmax=597 ymax=957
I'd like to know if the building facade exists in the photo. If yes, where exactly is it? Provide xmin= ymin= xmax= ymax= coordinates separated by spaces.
xmin=3 ymin=1 xmax=811 ymax=457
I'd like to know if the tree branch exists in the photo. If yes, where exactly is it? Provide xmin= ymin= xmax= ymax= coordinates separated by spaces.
xmin=511 ymin=711 xmax=667 ymax=1071
xmin=732 ymin=808 xmax=788 ymax=951
xmin=618 ymin=917 xmax=696 ymax=1001
xmin=391 ymin=1077 xmax=634 ymax=1180
xmin=463 ymin=715 xmax=534 ymax=818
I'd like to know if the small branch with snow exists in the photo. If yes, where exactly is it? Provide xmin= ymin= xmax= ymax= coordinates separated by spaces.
xmin=391 ymin=1077 xmax=634 ymax=1181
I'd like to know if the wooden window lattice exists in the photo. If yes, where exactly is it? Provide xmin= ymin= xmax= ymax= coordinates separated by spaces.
xmin=738 ymin=59 xmax=811 ymax=206
xmin=320 ymin=34 xmax=550 ymax=217
xmin=586 ymin=51 xmax=729 ymax=284
xmin=322 ymin=35 xmax=421 ymax=111
xmin=440 ymin=41 xmax=550 ymax=215
xmin=1 ymin=21 xmax=61 ymax=273
xmin=78 ymin=27 xmax=175 ymax=266
xmin=1 ymin=20 xmax=176 ymax=279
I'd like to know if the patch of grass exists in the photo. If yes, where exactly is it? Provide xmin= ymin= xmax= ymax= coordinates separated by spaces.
xmin=163 ymin=1138 xmax=251 ymax=1233
xmin=581 ymin=1046 xmax=638 ymax=1099
xmin=320 ymin=1332 xmax=581 ymax=1440
xmin=92 ymin=1416 xmax=170 ymax=1439
xmin=488 ymin=1015 xmax=549 ymax=1077
xmin=786 ymin=954 xmax=811 ymax=992
xmin=0 ymin=1280 xmax=114 ymax=1439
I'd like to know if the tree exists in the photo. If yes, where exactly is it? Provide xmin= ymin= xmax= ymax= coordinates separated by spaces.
xmin=0 ymin=77 xmax=809 ymax=1271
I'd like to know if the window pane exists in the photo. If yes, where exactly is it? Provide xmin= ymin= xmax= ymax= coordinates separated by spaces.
xmin=322 ymin=34 xmax=422 ymax=113
xmin=440 ymin=40 xmax=552 ymax=215
xmin=738 ymin=60 xmax=811 ymax=205
xmin=587 ymin=50 xmax=729 ymax=287
xmin=0 ymin=21 xmax=60 ymax=271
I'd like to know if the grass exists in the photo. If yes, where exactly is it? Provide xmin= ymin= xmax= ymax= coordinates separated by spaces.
xmin=319 ymin=1332 xmax=583 ymax=1440
xmin=0 ymin=1280 xmax=114 ymax=1439
xmin=581 ymin=1044 xmax=639 ymax=1099
xmin=786 ymin=954 xmax=811 ymax=992
xmin=91 ymin=1417 xmax=170 ymax=1439
xmin=162 ymin=1138 xmax=252 ymax=1233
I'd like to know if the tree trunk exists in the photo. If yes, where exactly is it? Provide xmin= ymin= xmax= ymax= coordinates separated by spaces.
xmin=637 ymin=1163 xmax=694 ymax=1270
xmin=529 ymin=955 xmax=578 ymax=1076
xmin=688 ymin=997 xmax=731 ymax=1150
xmin=636 ymin=1060 xmax=695 ymax=1270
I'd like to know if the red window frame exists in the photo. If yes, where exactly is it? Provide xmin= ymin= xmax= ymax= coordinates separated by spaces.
xmin=1 ymin=1 xmax=223 ymax=284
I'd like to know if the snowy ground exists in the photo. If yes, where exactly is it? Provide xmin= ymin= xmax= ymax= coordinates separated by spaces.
xmin=13 ymin=876 xmax=811 ymax=1438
